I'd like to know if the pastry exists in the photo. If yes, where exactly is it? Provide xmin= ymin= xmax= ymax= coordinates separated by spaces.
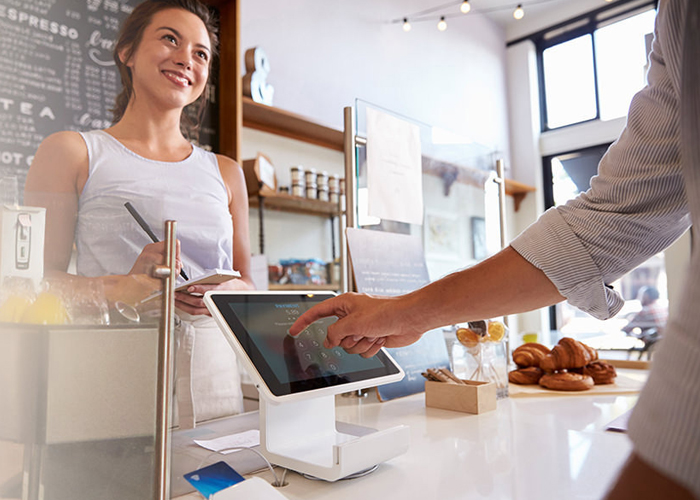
xmin=540 ymin=337 xmax=597 ymax=372
xmin=583 ymin=360 xmax=617 ymax=385
xmin=508 ymin=367 xmax=544 ymax=385
xmin=539 ymin=372 xmax=594 ymax=391
xmin=512 ymin=343 xmax=551 ymax=368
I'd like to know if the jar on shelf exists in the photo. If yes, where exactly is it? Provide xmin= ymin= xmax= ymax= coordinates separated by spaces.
xmin=305 ymin=182 xmax=318 ymax=199
xmin=304 ymin=167 xmax=317 ymax=185
xmin=290 ymin=166 xmax=304 ymax=184
xmin=291 ymin=183 xmax=305 ymax=197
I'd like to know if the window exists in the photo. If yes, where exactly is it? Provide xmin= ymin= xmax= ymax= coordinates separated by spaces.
xmin=543 ymin=145 xmax=669 ymax=349
xmin=542 ymin=36 xmax=597 ymax=129
xmin=595 ymin=9 xmax=657 ymax=121
xmin=536 ymin=1 xmax=656 ymax=130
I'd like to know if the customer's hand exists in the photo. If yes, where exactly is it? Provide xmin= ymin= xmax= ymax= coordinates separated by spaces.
xmin=289 ymin=292 xmax=426 ymax=358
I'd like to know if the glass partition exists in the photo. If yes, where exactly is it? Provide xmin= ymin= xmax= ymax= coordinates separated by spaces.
xmin=0 ymin=322 xmax=161 ymax=500
xmin=1 ymin=188 xmax=172 ymax=499
xmin=351 ymin=99 xmax=501 ymax=281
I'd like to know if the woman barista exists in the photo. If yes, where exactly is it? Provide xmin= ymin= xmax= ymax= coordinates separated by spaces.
xmin=24 ymin=0 xmax=254 ymax=425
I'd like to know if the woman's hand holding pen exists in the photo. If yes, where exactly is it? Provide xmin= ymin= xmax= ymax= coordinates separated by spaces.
xmin=128 ymin=240 xmax=183 ymax=276
xmin=175 ymin=278 xmax=251 ymax=316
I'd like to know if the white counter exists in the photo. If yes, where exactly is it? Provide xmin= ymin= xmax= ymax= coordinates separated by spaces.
xmin=178 ymin=388 xmax=639 ymax=500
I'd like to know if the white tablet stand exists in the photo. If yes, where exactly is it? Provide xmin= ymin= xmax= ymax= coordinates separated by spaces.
xmin=259 ymin=394 xmax=410 ymax=482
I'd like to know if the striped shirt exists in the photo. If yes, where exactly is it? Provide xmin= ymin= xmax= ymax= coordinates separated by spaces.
xmin=511 ymin=0 xmax=700 ymax=495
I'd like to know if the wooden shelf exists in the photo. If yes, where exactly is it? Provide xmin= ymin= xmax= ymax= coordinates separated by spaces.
xmin=249 ymin=190 xmax=340 ymax=216
xmin=268 ymin=283 xmax=340 ymax=291
xmin=504 ymin=179 xmax=537 ymax=212
xmin=242 ymin=97 xmax=344 ymax=152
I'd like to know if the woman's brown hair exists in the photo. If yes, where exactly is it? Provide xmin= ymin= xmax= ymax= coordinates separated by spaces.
xmin=111 ymin=0 xmax=219 ymax=127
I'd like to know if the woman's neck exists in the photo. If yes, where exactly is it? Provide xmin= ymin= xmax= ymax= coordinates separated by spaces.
xmin=107 ymin=103 xmax=193 ymax=162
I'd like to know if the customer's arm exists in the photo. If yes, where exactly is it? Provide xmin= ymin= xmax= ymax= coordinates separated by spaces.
xmin=290 ymin=246 xmax=565 ymax=357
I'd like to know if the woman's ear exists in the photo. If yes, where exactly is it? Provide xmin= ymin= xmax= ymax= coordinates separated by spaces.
xmin=118 ymin=46 xmax=131 ymax=67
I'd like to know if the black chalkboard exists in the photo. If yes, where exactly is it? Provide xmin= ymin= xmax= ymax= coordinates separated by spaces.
xmin=0 ymin=0 xmax=218 ymax=201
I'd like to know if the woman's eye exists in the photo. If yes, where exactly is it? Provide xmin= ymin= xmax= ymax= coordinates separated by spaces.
xmin=163 ymin=34 xmax=177 ymax=44
xmin=196 ymin=50 xmax=209 ymax=61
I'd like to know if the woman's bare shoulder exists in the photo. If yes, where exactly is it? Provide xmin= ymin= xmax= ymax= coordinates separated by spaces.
xmin=26 ymin=131 xmax=89 ymax=192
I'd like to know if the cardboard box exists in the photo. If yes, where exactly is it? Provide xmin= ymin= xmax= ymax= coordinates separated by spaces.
xmin=242 ymin=153 xmax=277 ymax=196
xmin=425 ymin=379 xmax=497 ymax=414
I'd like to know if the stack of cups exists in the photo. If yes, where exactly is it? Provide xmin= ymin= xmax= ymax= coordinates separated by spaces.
xmin=291 ymin=166 xmax=305 ymax=197
xmin=305 ymin=167 xmax=317 ymax=199
xmin=317 ymin=171 xmax=329 ymax=202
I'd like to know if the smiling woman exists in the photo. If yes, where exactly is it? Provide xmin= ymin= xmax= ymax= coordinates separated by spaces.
xmin=23 ymin=0 xmax=255 ymax=427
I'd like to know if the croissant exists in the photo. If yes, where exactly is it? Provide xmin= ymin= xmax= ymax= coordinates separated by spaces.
xmin=512 ymin=343 xmax=551 ymax=368
xmin=540 ymin=337 xmax=597 ymax=372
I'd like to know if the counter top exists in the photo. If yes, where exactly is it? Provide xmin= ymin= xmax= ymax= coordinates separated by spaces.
xmin=178 ymin=377 xmax=642 ymax=500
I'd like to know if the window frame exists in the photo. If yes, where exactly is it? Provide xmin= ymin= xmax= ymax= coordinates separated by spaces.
xmin=515 ymin=0 xmax=658 ymax=132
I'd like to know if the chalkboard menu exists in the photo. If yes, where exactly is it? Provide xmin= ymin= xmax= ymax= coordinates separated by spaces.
xmin=0 ymin=0 xmax=218 ymax=200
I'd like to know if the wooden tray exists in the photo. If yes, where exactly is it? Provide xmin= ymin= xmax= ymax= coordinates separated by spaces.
xmin=509 ymin=368 xmax=648 ymax=398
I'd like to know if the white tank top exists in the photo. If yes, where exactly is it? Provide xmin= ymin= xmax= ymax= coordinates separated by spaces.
xmin=76 ymin=130 xmax=233 ymax=280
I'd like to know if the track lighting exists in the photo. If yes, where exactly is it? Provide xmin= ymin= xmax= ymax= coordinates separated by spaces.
xmin=513 ymin=4 xmax=524 ymax=20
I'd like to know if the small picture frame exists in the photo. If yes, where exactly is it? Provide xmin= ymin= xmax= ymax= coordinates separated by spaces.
xmin=471 ymin=216 xmax=487 ymax=261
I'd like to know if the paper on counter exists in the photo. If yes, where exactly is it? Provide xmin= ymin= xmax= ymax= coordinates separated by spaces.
xmin=194 ymin=429 xmax=260 ymax=454
xmin=366 ymin=107 xmax=423 ymax=225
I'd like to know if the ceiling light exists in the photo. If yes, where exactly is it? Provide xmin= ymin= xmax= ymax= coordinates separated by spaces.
xmin=402 ymin=18 xmax=411 ymax=31
xmin=460 ymin=1 xmax=471 ymax=14
xmin=513 ymin=4 xmax=525 ymax=20
xmin=437 ymin=16 xmax=447 ymax=31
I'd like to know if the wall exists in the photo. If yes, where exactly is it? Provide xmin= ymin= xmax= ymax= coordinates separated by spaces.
xmin=240 ymin=0 xmax=510 ymax=160
xmin=239 ymin=0 xmax=513 ymax=275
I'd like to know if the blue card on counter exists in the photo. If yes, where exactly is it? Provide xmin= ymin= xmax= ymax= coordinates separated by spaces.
xmin=184 ymin=461 xmax=245 ymax=498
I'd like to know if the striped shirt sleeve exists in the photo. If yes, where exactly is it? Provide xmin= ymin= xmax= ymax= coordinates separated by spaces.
xmin=514 ymin=1 xmax=700 ymax=496
xmin=511 ymin=0 xmax=689 ymax=320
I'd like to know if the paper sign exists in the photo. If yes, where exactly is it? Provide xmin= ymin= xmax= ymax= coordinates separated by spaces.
xmin=366 ymin=108 xmax=423 ymax=225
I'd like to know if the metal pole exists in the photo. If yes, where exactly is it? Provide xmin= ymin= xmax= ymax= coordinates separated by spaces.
xmin=494 ymin=160 xmax=511 ymax=379
xmin=343 ymin=106 xmax=358 ymax=293
xmin=495 ymin=159 xmax=507 ymax=250
xmin=153 ymin=220 xmax=177 ymax=500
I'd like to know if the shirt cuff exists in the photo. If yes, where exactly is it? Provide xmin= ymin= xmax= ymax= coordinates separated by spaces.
xmin=510 ymin=208 xmax=625 ymax=320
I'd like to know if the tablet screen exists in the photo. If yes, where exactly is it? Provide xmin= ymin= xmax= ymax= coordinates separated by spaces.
xmin=208 ymin=293 xmax=402 ymax=397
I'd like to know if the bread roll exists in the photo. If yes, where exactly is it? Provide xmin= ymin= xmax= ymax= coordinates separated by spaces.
xmin=539 ymin=372 xmax=594 ymax=391
xmin=508 ymin=367 xmax=544 ymax=385
xmin=512 ymin=343 xmax=551 ymax=368
xmin=583 ymin=360 xmax=617 ymax=385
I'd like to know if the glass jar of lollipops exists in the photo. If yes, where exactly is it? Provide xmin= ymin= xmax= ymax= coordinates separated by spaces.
xmin=452 ymin=320 xmax=509 ymax=399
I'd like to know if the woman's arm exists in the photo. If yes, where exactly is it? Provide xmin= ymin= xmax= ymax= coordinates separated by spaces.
xmin=24 ymin=131 xmax=87 ymax=275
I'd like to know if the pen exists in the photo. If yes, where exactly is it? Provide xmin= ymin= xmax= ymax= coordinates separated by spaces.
xmin=124 ymin=202 xmax=189 ymax=281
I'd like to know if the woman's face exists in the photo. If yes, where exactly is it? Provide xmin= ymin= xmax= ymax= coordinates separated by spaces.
xmin=123 ymin=8 xmax=212 ymax=111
